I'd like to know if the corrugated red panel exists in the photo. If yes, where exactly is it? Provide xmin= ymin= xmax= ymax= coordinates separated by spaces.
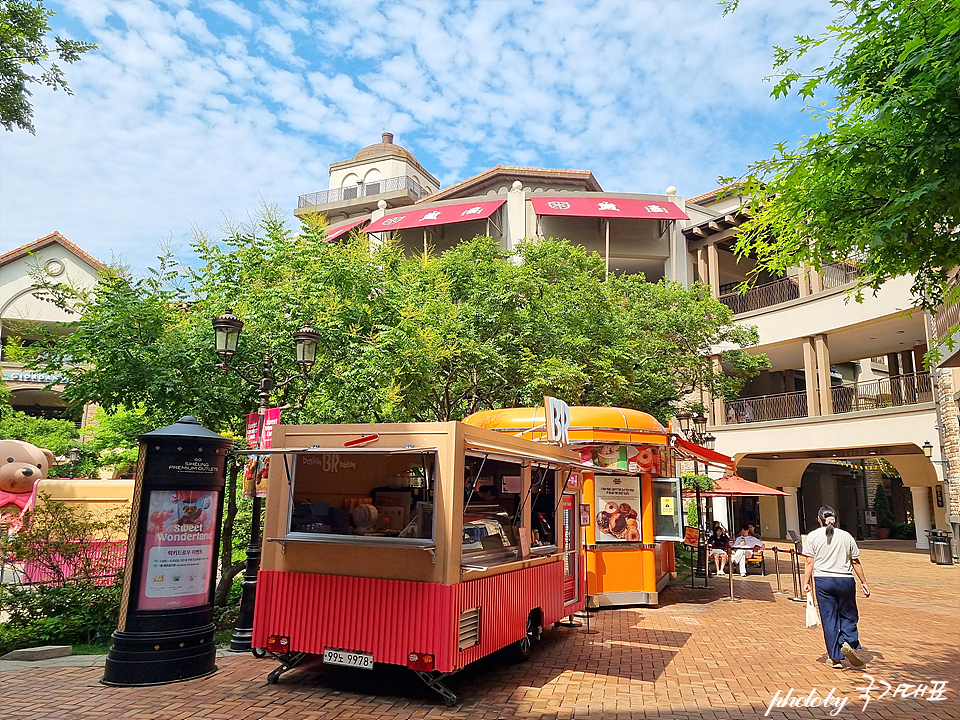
xmin=253 ymin=560 xmax=578 ymax=672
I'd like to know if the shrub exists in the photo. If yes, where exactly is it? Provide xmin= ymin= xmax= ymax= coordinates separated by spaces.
xmin=0 ymin=580 xmax=122 ymax=654
xmin=890 ymin=522 xmax=916 ymax=540
xmin=873 ymin=483 xmax=895 ymax=529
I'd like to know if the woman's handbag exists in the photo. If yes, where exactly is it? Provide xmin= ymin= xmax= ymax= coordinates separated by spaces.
xmin=805 ymin=592 xmax=820 ymax=628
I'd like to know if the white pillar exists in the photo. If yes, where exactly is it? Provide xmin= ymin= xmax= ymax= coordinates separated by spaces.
xmin=505 ymin=180 xmax=527 ymax=255
xmin=911 ymin=486 xmax=932 ymax=550
xmin=711 ymin=496 xmax=730 ymax=531
xmin=783 ymin=487 xmax=801 ymax=538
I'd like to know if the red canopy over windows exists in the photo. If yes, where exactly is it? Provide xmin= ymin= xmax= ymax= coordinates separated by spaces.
xmin=365 ymin=199 xmax=506 ymax=232
xmin=531 ymin=196 xmax=688 ymax=220
xmin=323 ymin=218 xmax=368 ymax=242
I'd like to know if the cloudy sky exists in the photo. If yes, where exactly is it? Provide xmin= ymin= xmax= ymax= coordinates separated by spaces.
xmin=1 ymin=0 xmax=837 ymax=269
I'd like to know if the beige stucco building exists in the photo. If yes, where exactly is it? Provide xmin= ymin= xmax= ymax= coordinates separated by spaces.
xmin=295 ymin=135 xmax=956 ymax=557
xmin=1 ymin=232 xmax=103 ymax=421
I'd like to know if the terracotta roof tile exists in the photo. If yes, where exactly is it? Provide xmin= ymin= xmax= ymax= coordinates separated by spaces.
xmin=0 ymin=231 xmax=106 ymax=272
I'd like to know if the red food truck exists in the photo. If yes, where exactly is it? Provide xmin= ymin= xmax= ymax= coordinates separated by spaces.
xmin=249 ymin=421 xmax=587 ymax=703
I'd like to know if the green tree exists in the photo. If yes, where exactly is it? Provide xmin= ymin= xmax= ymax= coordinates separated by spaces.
xmin=873 ymin=481 xmax=896 ymax=529
xmin=1 ymin=0 xmax=96 ymax=133
xmin=722 ymin=0 xmax=960 ymax=339
xmin=27 ymin=203 xmax=768 ymax=599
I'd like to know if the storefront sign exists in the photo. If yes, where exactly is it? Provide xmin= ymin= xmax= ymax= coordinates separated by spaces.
xmin=580 ymin=503 xmax=591 ymax=527
xmin=660 ymin=496 xmax=675 ymax=516
xmin=935 ymin=485 xmax=944 ymax=508
xmin=594 ymin=475 xmax=640 ymax=542
xmin=2 ymin=370 xmax=63 ymax=384
xmin=138 ymin=490 xmax=218 ymax=611
xmin=544 ymin=396 xmax=570 ymax=445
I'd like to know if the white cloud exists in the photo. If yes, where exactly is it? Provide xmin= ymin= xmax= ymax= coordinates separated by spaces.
xmin=0 ymin=0 xmax=838 ymax=268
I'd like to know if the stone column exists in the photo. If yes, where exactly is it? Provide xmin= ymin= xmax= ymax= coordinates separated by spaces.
xmin=505 ymin=180 xmax=527 ymax=256
xmin=815 ymin=333 xmax=833 ymax=415
xmin=707 ymin=242 xmax=720 ymax=299
xmin=803 ymin=337 xmax=820 ymax=416
xmin=711 ymin=496 xmax=730 ymax=532
xmin=711 ymin=354 xmax=725 ymax=426
xmin=697 ymin=247 xmax=708 ymax=285
xmin=783 ymin=487 xmax=801 ymax=538
xmin=932 ymin=368 xmax=960 ymax=559
xmin=910 ymin=486 xmax=932 ymax=550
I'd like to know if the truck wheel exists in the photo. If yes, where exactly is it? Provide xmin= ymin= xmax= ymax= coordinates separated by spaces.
xmin=508 ymin=610 xmax=542 ymax=663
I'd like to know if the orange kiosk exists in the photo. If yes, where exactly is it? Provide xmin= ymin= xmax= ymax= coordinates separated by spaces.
xmin=464 ymin=406 xmax=683 ymax=607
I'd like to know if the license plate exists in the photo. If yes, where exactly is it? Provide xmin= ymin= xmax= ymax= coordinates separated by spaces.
xmin=322 ymin=647 xmax=374 ymax=669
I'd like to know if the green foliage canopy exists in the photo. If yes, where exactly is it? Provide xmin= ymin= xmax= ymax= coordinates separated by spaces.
xmin=0 ymin=0 xmax=96 ymax=133
xmin=30 ymin=205 xmax=767 ymax=433
xmin=723 ymin=0 xmax=960 ymax=329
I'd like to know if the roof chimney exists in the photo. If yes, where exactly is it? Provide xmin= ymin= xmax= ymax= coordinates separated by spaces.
xmin=382 ymin=131 xmax=394 ymax=144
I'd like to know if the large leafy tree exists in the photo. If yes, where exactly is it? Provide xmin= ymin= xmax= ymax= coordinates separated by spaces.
xmin=1 ymin=0 xmax=95 ymax=133
xmin=27 ymin=205 xmax=766 ymax=598
xmin=32 ymin=204 xmax=765 ymax=427
xmin=723 ymin=0 xmax=960 ymax=328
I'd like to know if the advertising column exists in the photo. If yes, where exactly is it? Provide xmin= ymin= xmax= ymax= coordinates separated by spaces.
xmin=103 ymin=416 xmax=232 ymax=686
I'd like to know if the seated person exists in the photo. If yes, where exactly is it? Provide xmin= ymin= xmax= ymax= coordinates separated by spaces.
xmin=708 ymin=525 xmax=730 ymax=574
xmin=475 ymin=483 xmax=497 ymax=503
xmin=730 ymin=524 xmax=764 ymax=577
xmin=748 ymin=523 xmax=761 ymax=539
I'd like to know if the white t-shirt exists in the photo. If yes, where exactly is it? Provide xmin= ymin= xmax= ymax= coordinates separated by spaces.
xmin=732 ymin=534 xmax=763 ymax=550
xmin=802 ymin=526 xmax=860 ymax=577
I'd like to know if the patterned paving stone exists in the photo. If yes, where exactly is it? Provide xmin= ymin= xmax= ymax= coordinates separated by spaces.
xmin=0 ymin=543 xmax=956 ymax=719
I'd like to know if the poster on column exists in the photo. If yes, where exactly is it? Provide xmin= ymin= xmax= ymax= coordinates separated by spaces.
xmin=594 ymin=475 xmax=640 ymax=542
xmin=138 ymin=489 xmax=219 ymax=610
xmin=242 ymin=407 xmax=282 ymax=498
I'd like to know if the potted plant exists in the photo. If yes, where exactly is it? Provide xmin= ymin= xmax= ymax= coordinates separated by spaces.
xmin=873 ymin=483 xmax=895 ymax=539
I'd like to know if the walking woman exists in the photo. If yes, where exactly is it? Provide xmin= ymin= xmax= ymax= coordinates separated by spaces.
xmin=802 ymin=505 xmax=869 ymax=668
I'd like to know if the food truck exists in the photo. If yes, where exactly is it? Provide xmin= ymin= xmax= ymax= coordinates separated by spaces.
xmin=464 ymin=406 xmax=685 ymax=607
xmin=250 ymin=420 xmax=587 ymax=704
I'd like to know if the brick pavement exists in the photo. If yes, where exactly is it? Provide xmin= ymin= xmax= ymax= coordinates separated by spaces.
xmin=0 ymin=543 xmax=956 ymax=719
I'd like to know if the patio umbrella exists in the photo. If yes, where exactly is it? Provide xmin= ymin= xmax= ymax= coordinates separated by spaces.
xmin=699 ymin=474 xmax=790 ymax=498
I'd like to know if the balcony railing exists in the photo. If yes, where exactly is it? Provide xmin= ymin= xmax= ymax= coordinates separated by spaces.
xmin=298 ymin=176 xmax=430 ymax=209
xmin=719 ymin=276 xmax=800 ymax=314
xmin=722 ymin=372 xmax=932 ymax=423
xmin=931 ymin=279 xmax=959 ymax=344
xmin=718 ymin=262 xmax=863 ymax=315
xmin=821 ymin=261 xmax=863 ymax=290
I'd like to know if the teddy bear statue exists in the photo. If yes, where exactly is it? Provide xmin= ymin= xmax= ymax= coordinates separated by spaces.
xmin=0 ymin=439 xmax=56 ymax=526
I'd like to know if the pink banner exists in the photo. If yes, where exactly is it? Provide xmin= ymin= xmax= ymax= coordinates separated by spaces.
xmin=138 ymin=489 xmax=218 ymax=610
xmin=243 ymin=407 xmax=282 ymax=498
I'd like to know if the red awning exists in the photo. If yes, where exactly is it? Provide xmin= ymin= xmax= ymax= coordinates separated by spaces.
xmin=366 ymin=199 xmax=506 ymax=232
xmin=324 ymin=218 xmax=368 ymax=242
xmin=674 ymin=436 xmax=734 ymax=469
xmin=531 ymin=196 xmax=688 ymax=220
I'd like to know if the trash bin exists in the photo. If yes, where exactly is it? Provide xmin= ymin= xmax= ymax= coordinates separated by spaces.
xmin=926 ymin=529 xmax=954 ymax=565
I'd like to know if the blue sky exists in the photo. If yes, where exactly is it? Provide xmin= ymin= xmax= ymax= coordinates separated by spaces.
xmin=0 ymin=0 xmax=837 ymax=269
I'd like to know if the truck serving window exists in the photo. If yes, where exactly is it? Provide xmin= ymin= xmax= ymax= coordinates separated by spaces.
xmin=284 ymin=449 xmax=436 ymax=546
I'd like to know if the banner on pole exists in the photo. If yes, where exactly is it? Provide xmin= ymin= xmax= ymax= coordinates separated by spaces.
xmin=242 ymin=407 xmax=282 ymax=499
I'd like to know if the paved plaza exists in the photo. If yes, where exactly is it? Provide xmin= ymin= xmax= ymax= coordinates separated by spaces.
xmin=1 ymin=542 xmax=956 ymax=719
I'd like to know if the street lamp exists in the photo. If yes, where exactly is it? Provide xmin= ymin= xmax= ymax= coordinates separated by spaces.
xmin=212 ymin=309 xmax=320 ymax=653
xmin=677 ymin=411 xmax=713 ymax=581
xmin=68 ymin=447 xmax=80 ymax=480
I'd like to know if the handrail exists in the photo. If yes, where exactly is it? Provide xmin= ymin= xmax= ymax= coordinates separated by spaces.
xmin=718 ymin=262 xmax=863 ymax=315
xmin=298 ymin=175 xmax=429 ymax=208
xmin=723 ymin=372 xmax=932 ymax=422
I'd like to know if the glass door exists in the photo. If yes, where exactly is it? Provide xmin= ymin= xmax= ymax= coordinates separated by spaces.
xmin=560 ymin=494 xmax=579 ymax=605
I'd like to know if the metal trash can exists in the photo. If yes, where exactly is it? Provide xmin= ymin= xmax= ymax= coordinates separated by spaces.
xmin=926 ymin=529 xmax=953 ymax=565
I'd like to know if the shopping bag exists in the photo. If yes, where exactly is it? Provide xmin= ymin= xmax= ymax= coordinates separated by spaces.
xmin=805 ymin=592 xmax=820 ymax=628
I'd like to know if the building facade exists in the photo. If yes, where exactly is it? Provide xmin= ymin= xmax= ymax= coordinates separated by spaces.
xmin=295 ymin=135 xmax=955 ymax=555
xmin=1 ymin=232 xmax=103 ymax=422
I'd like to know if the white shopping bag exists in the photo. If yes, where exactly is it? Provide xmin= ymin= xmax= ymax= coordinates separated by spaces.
xmin=805 ymin=592 xmax=820 ymax=628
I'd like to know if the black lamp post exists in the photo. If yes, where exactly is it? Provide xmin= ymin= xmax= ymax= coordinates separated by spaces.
xmin=212 ymin=309 xmax=320 ymax=653
xmin=678 ymin=411 xmax=714 ymax=581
